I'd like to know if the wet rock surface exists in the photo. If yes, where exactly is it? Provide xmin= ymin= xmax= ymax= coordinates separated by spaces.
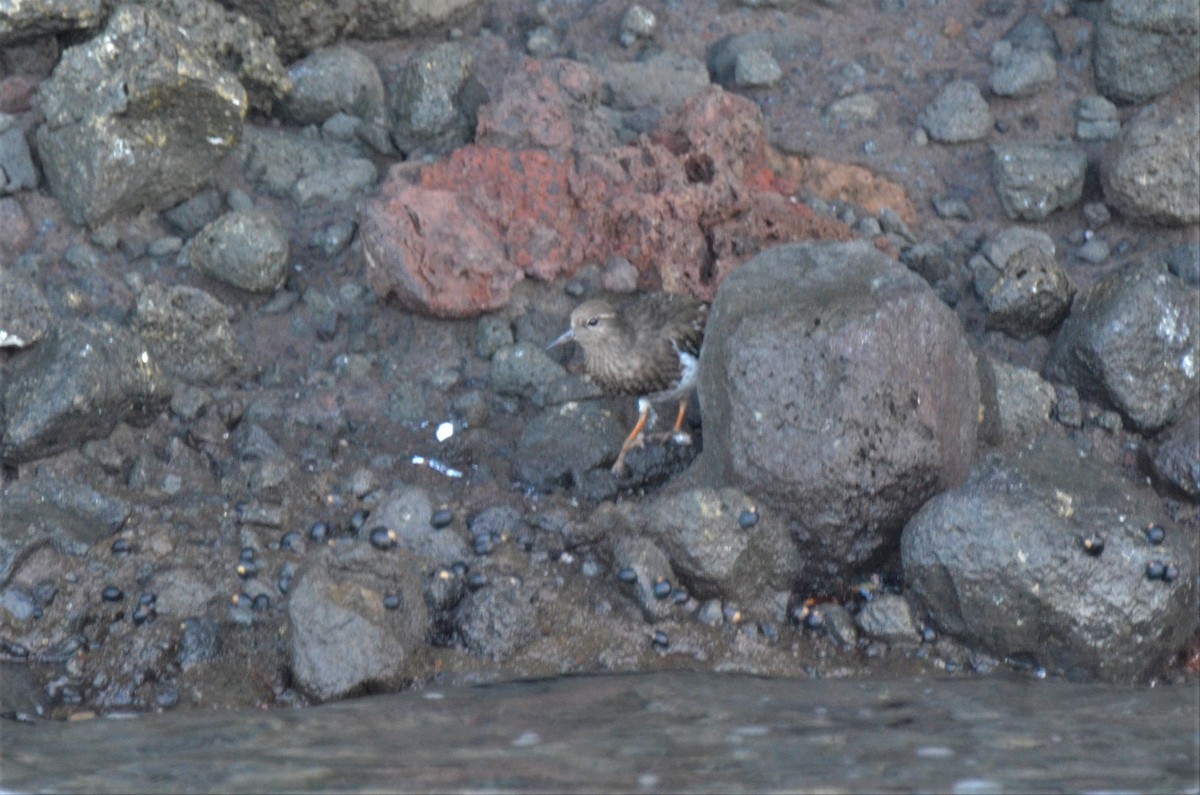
xmin=0 ymin=0 xmax=1197 ymax=768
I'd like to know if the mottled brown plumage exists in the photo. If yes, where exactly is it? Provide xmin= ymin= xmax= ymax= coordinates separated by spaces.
xmin=548 ymin=292 xmax=708 ymax=475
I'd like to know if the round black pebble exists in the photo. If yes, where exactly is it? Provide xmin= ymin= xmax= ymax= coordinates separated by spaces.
xmin=101 ymin=586 xmax=123 ymax=603
xmin=132 ymin=604 xmax=156 ymax=626
xmin=139 ymin=592 xmax=157 ymax=606
xmin=239 ymin=546 xmax=256 ymax=562
xmin=921 ymin=625 xmax=938 ymax=643
xmin=467 ymin=572 xmax=488 ymax=591
xmin=309 ymin=521 xmax=330 ymax=543
xmin=382 ymin=593 xmax=401 ymax=610
xmin=617 ymin=567 xmax=638 ymax=584
xmin=652 ymin=630 xmax=669 ymax=649
xmin=350 ymin=509 xmax=369 ymax=533
xmin=1145 ymin=560 xmax=1165 ymax=580
xmin=1144 ymin=525 xmax=1166 ymax=545
xmin=451 ymin=560 xmax=469 ymax=577
xmin=671 ymin=587 xmax=689 ymax=605
xmin=280 ymin=530 xmax=303 ymax=551
xmin=111 ymin=538 xmax=132 ymax=556
xmin=1162 ymin=564 xmax=1179 ymax=583
xmin=236 ymin=561 xmax=259 ymax=580
xmin=738 ymin=508 xmax=759 ymax=529
xmin=1080 ymin=535 xmax=1105 ymax=557
xmin=252 ymin=594 xmax=271 ymax=611
xmin=652 ymin=579 xmax=672 ymax=600
xmin=430 ymin=508 xmax=454 ymax=529
xmin=473 ymin=535 xmax=493 ymax=556
xmin=369 ymin=526 xmax=398 ymax=551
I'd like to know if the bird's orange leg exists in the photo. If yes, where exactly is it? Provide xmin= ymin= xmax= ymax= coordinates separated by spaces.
xmin=612 ymin=402 xmax=652 ymax=476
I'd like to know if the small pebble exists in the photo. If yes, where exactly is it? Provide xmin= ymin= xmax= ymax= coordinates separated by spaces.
xmin=738 ymin=507 xmax=759 ymax=529
xmin=239 ymin=547 xmax=256 ymax=562
xmin=1145 ymin=560 xmax=1165 ymax=580
xmin=382 ymin=593 xmax=402 ymax=610
xmin=1080 ymin=535 xmax=1105 ymax=557
xmin=132 ymin=604 xmax=156 ymax=626
xmin=921 ymin=625 xmax=938 ymax=643
xmin=617 ymin=567 xmax=638 ymax=584
xmin=467 ymin=572 xmax=488 ymax=591
xmin=430 ymin=508 xmax=454 ymax=529
xmin=671 ymin=587 xmax=689 ymax=605
xmin=309 ymin=521 xmax=330 ymax=544
xmin=474 ymin=535 xmax=494 ymax=556
xmin=236 ymin=561 xmax=258 ymax=580
xmin=138 ymin=592 xmax=157 ymax=606
xmin=652 ymin=579 xmax=672 ymax=600
xmin=349 ymin=510 xmax=369 ymax=533
xmin=1144 ymin=525 xmax=1165 ymax=545
xmin=369 ymin=526 xmax=398 ymax=551
xmin=101 ymin=586 xmax=123 ymax=603
xmin=278 ymin=571 xmax=292 ymax=595
xmin=279 ymin=531 xmax=302 ymax=551
xmin=111 ymin=538 xmax=132 ymax=556
xmin=652 ymin=630 xmax=669 ymax=650
xmin=697 ymin=600 xmax=724 ymax=626
xmin=251 ymin=594 xmax=271 ymax=611
xmin=451 ymin=560 xmax=469 ymax=577
xmin=1162 ymin=564 xmax=1179 ymax=583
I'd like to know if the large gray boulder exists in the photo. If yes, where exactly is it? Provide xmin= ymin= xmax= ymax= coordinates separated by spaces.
xmin=1102 ymin=89 xmax=1200 ymax=227
xmin=903 ymin=436 xmax=1197 ymax=682
xmin=34 ymin=5 xmax=247 ymax=227
xmin=1093 ymin=0 xmax=1200 ymax=105
xmin=1045 ymin=259 xmax=1197 ymax=432
xmin=287 ymin=543 xmax=428 ymax=703
xmin=0 ymin=0 xmax=104 ymax=44
xmin=696 ymin=242 xmax=980 ymax=582
xmin=1 ymin=319 xmax=171 ymax=464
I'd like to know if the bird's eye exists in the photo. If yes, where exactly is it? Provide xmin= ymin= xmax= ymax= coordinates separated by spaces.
xmin=585 ymin=317 xmax=601 ymax=328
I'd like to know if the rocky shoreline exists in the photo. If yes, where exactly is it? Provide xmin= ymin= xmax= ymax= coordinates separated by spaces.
xmin=1 ymin=0 xmax=1197 ymax=720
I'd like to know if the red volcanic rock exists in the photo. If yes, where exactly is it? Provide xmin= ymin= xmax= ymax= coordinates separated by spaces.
xmin=361 ymin=63 xmax=867 ymax=316
xmin=361 ymin=181 xmax=518 ymax=319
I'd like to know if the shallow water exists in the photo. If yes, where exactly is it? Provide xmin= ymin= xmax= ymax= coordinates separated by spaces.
xmin=2 ymin=672 xmax=1197 ymax=793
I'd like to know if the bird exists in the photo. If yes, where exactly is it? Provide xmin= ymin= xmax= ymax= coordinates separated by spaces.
xmin=547 ymin=291 xmax=709 ymax=476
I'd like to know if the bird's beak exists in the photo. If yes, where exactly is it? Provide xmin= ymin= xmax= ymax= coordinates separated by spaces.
xmin=546 ymin=329 xmax=574 ymax=351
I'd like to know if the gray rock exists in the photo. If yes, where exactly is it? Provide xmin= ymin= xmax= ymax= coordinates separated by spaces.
xmin=733 ymin=49 xmax=783 ymax=88
xmin=619 ymin=4 xmax=657 ymax=47
xmin=0 ymin=269 xmax=51 ymax=349
xmin=0 ymin=127 xmax=37 ymax=193
xmin=34 ymin=5 xmax=247 ymax=227
xmin=212 ymin=0 xmax=479 ymax=61
xmin=826 ymin=93 xmax=879 ymax=123
xmin=1082 ymin=201 xmax=1112 ymax=228
xmin=820 ymin=604 xmax=859 ymax=647
xmin=697 ymin=242 xmax=979 ymax=584
xmin=855 ymin=593 xmax=919 ymax=644
xmin=1145 ymin=397 xmax=1200 ymax=500
xmin=601 ymin=53 xmax=710 ymax=117
xmin=129 ymin=283 xmax=244 ymax=385
xmin=191 ymin=209 xmax=289 ymax=293
xmin=2 ymin=320 xmax=170 ymax=464
xmin=369 ymin=486 xmax=470 ymax=564
xmin=640 ymin=488 xmax=802 ymax=610
xmin=141 ymin=0 xmax=292 ymax=112
xmin=991 ymin=141 xmax=1086 ymax=221
xmin=513 ymin=400 xmax=626 ymax=489
xmin=1046 ymin=260 xmax=1197 ymax=431
xmin=455 ymin=575 xmax=539 ymax=661
xmin=389 ymin=43 xmax=487 ymax=159
xmin=707 ymin=29 xmax=818 ymax=88
xmin=1102 ymin=90 xmax=1200 ymax=226
xmin=612 ymin=536 xmax=674 ymax=623
xmin=0 ymin=0 xmax=103 ymax=44
xmin=984 ymin=244 xmax=1074 ymax=338
xmin=490 ymin=342 xmax=567 ymax=403
xmin=1076 ymin=95 xmax=1120 ymax=141
xmin=900 ymin=241 xmax=966 ymax=306
xmin=1003 ymin=13 xmax=1061 ymax=56
xmin=977 ymin=227 xmax=1057 ymax=298
xmin=1076 ymin=238 xmax=1110 ymax=264
xmin=989 ymin=41 xmax=1057 ymax=98
xmin=902 ymin=436 xmax=1197 ymax=681
xmin=288 ymin=543 xmax=428 ymax=702
xmin=1093 ymin=0 xmax=1200 ymax=104
xmin=238 ymin=126 xmax=378 ymax=206
xmin=988 ymin=360 xmax=1055 ymax=442
xmin=1164 ymin=243 xmax=1200 ymax=287
xmin=931 ymin=195 xmax=972 ymax=220
xmin=475 ymin=315 xmax=514 ymax=360
xmin=280 ymin=45 xmax=385 ymax=126
xmin=919 ymin=80 xmax=992 ymax=143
